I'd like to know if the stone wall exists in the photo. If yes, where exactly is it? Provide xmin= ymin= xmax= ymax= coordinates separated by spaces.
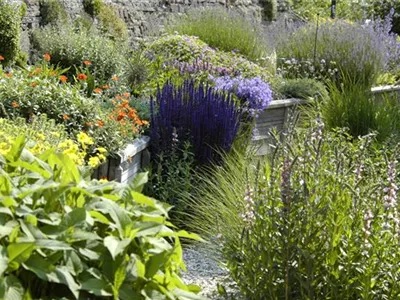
xmin=6 ymin=0 xmax=290 ymax=51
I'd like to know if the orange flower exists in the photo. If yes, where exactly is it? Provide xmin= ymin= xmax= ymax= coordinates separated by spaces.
xmin=85 ymin=122 xmax=93 ymax=127
xmin=77 ymin=73 xmax=87 ymax=81
xmin=94 ymin=88 xmax=103 ymax=94
xmin=34 ymin=68 xmax=42 ymax=75
xmin=123 ymin=92 xmax=130 ymax=98
xmin=83 ymin=60 xmax=92 ymax=66
xmin=62 ymin=114 xmax=70 ymax=120
xmin=142 ymin=120 xmax=149 ymax=126
xmin=117 ymin=112 xmax=125 ymax=121
xmin=11 ymin=101 xmax=19 ymax=108
xmin=43 ymin=53 xmax=51 ymax=62
xmin=31 ymin=82 xmax=38 ymax=88
xmin=96 ymin=120 xmax=104 ymax=127
xmin=112 ymin=75 xmax=119 ymax=81
xmin=102 ymin=84 xmax=110 ymax=89
xmin=59 ymin=75 xmax=68 ymax=83
xmin=4 ymin=73 xmax=12 ymax=78
xmin=50 ymin=71 xmax=57 ymax=77
xmin=0 ymin=55 xmax=4 ymax=61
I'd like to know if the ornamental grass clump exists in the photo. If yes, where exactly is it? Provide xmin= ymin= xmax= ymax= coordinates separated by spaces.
xmin=187 ymin=112 xmax=400 ymax=299
xmin=150 ymin=80 xmax=241 ymax=165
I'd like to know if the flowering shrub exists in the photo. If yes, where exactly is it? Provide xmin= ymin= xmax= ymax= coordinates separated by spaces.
xmin=0 ymin=65 xmax=146 ymax=154
xmin=0 ymin=138 xmax=202 ymax=299
xmin=150 ymin=80 xmax=241 ymax=165
xmin=212 ymin=76 xmax=273 ymax=116
xmin=0 ymin=0 xmax=21 ymax=66
xmin=0 ymin=116 xmax=106 ymax=168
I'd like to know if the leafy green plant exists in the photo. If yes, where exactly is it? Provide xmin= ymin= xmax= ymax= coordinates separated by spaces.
xmin=277 ymin=78 xmax=329 ymax=100
xmin=0 ymin=137 xmax=203 ymax=299
xmin=165 ymin=7 xmax=271 ymax=64
xmin=39 ymin=0 xmax=68 ymax=26
xmin=188 ymin=112 xmax=400 ymax=299
xmin=0 ymin=0 xmax=22 ymax=66
xmin=31 ymin=25 xmax=126 ymax=83
xmin=145 ymin=141 xmax=195 ymax=225
xmin=96 ymin=2 xmax=129 ymax=43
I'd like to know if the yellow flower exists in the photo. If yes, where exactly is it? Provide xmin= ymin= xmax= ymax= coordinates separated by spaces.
xmin=88 ymin=156 xmax=101 ymax=168
xmin=36 ymin=133 xmax=46 ymax=140
xmin=97 ymin=147 xmax=107 ymax=154
xmin=77 ymin=132 xmax=94 ymax=146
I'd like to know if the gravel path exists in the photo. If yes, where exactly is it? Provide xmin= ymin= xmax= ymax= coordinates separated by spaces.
xmin=181 ymin=245 xmax=241 ymax=299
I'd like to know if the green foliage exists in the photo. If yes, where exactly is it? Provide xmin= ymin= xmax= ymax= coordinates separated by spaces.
xmin=190 ymin=113 xmax=400 ymax=298
xmin=73 ymin=13 xmax=95 ymax=32
xmin=145 ymin=142 xmax=195 ymax=225
xmin=39 ymin=0 xmax=68 ymax=26
xmin=0 ymin=138 xmax=203 ymax=299
xmin=31 ymin=25 xmax=126 ymax=83
xmin=19 ymin=2 xmax=27 ymax=18
xmin=14 ymin=51 xmax=28 ymax=68
xmin=0 ymin=0 xmax=21 ymax=66
xmin=166 ymin=7 xmax=271 ymax=64
xmin=96 ymin=3 xmax=129 ymax=43
xmin=321 ymin=81 xmax=400 ymax=141
xmin=260 ymin=0 xmax=277 ymax=21
xmin=277 ymin=78 xmax=329 ymax=100
xmin=125 ymin=49 xmax=152 ymax=96
xmin=83 ymin=0 xmax=103 ymax=17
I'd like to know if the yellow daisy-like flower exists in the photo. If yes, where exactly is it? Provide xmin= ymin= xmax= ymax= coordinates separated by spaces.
xmin=77 ymin=132 xmax=94 ymax=146
xmin=97 ymin=147 xmax=107 ymax=154
xmin=88 ymin=156 xmax=101 ymax=168
xmin=36 ymin=133 xmax=46 ymax=140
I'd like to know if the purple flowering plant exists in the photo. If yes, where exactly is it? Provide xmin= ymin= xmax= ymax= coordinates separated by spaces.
xmin=212 ymin=76 xmax=273 ymax=117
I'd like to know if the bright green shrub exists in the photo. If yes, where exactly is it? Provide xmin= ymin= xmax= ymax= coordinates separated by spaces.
xmin=0 ymin=0 xmax=21 ymax=66
xmin=165 ymin=7 xmax=270 ymax=64
xmin=0 ymin=138 xmax=202 ymax=299
xmin=31 ymin=25 xmax=125 ymax=83
xmin=188 ymin=114 xmax=400 ymax=299
xmin=277 ymin=78 xmax=329 ymax=100
xmin=39 ymin=0 xmax=69 ymax=26
xmin=96 ymin=3 xmax=129 ymax=43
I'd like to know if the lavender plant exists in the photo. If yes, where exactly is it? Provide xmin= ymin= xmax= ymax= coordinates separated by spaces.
xmin=150 ymin=80 xmax=241 ymax=165
xmin=212 ymin=76 xmax=273 ymax=117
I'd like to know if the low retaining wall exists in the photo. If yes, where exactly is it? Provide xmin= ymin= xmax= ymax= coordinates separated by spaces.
xmin=371 ymin=85 xmax=400 ymax=100
xmin=93 ymin=135 xmax=150 ymax=184
xmin=253 ymin=98 xmax=306 ymax=155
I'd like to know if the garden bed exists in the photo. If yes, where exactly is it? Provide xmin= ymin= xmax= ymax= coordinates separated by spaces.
xmin=92 ymin=135 xmax=150 ymax=183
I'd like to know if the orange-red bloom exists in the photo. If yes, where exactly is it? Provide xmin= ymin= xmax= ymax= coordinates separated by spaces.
xmin=62 ymin=114 xmax=70 ymax=120
xmin=0 ymin=55 xmax=4 ymax=61
xmin=96 ymin=120 xmax=104 ymax=127
xmin=102 ymin=84 xmax=110 ymax=90
xmin=11 ymin=101 xmax=19 ymax=108
xmin=85 ymin=122 xmax=93 ymax=127
xmin=112 ymin=75 xmax=119 ymax=81
xmin=94 ymin=88 xmax=103 ymax=94
xmin=123 ymin=92 xmax=130 ymax=98
xmin=59 ymin=75 xmax=68 ymax=83
xmin=83 ymin=60 xmax=92 ymax=66
xmin=77 ymin=73 xmax=87 ymax=81
xmin=31 ymin=82 xmax=38 ymax=88
xmin=43 ymin=53 xmax=51 ymax=62
xmin=4 ymin=73 xmax=12 ymax=78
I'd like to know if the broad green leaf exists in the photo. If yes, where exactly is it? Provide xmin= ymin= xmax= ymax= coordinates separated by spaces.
xmin=0 ymin=220 xmax=18 ymax=239
xmin=7 ymin=243 xmax=35 ymax=264
xmin=19 ymin=221 xmax=46 ymax=240
xmin=172 ymin=288 xmax=207 ymax=300
xmin=1 ymin=197 xmax=17 ymax=208
xmin=0 ymin=275 xmax=24 ymax=300
xmin=81 ymin=278 xmax=113 ymax=297
xmin=0 ymin=245 xmax=8 ymax=276
xmin=61 ymin=208 xmax=86 ymax=228
xmin=129 ymin=172 xmax=148 ymax=192
xmin=104 ymin=236 xmax=131 ymax=260
xmin=145 ymin=252 xmax=168 ymax=278
xmin=65 ymin=251 xmax=83 ymax=276
xmin=48 ymin=266 xmax=80 ymax=299
xmin=0 ymin=176 xmax=12 ymax=195
xmin=0 ymin=207 xmax=13 ymax=216
xmin=79 ymin=248 xmax=101 ymax=260
xmin=119 ymin=283 xmax=141 ymax=300
xmin=113 ymin=263 xmax=127 ymax=299
xmin=89 ymin=210 xmax=110 ymax=225
xmin=22 ymin=254 xmax=54 ymax=281
xmin=35 ymin=239 xmax=73 ymax=251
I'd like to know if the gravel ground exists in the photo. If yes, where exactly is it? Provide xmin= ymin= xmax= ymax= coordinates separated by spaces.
xmin=181 ymin=245 xmax=241 ymax=299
